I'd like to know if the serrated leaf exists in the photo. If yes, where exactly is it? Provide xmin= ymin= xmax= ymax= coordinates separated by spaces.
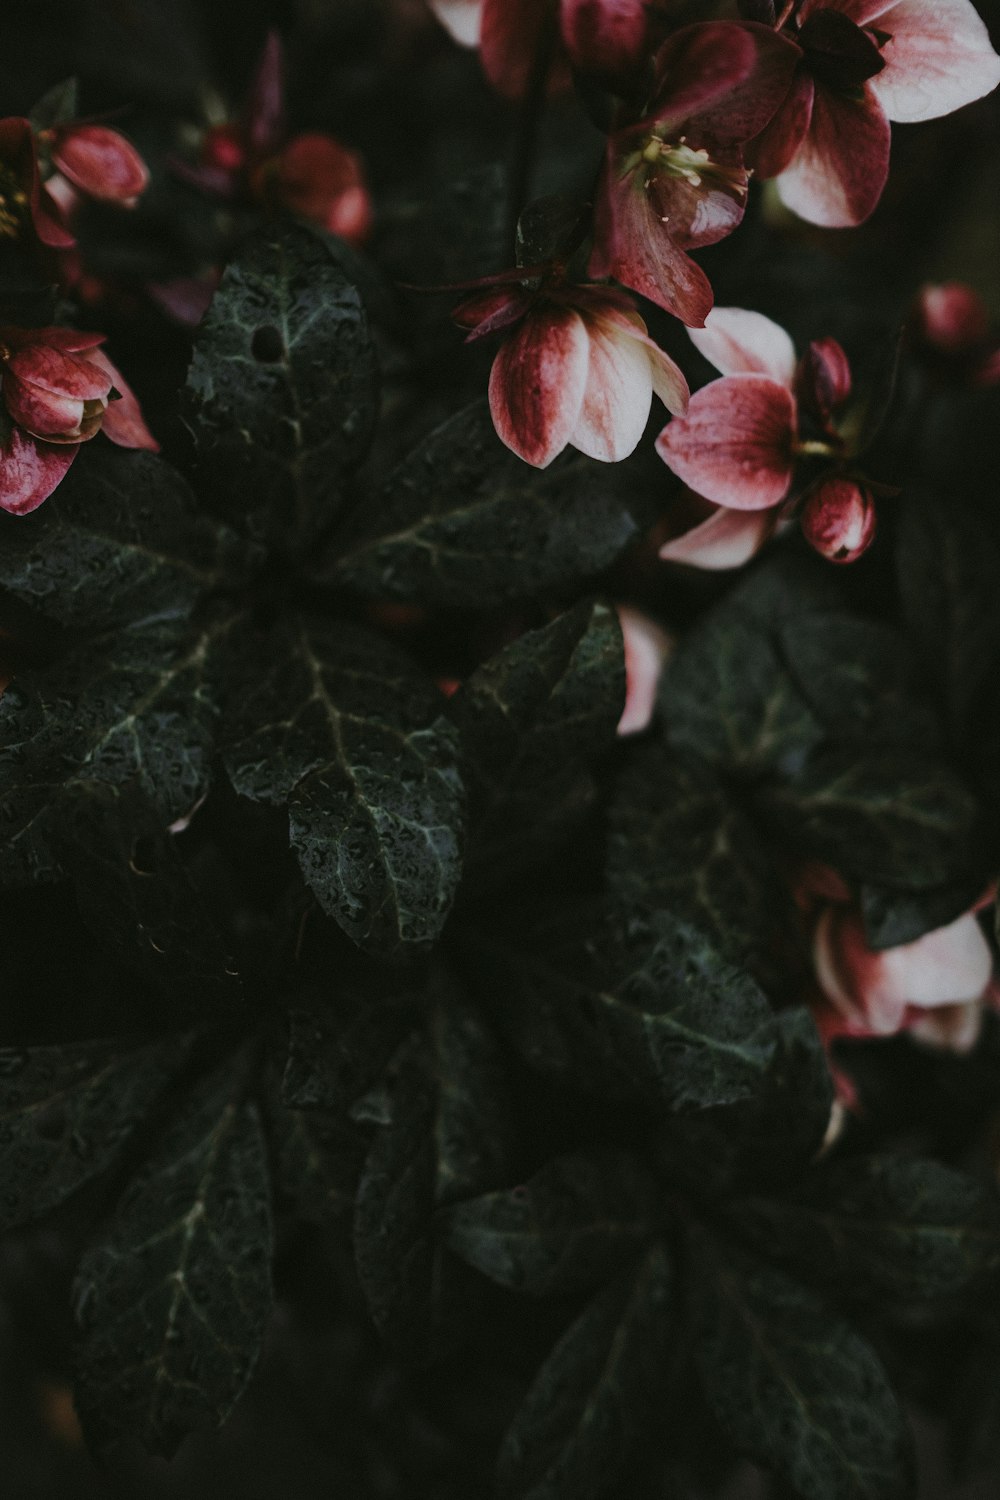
xmin=607 ymin=749 xmax=804 ymax=993
xmin=444 ymin=1152 xmax=653 ymax=1297
xmin=736 ymin=1155 xmax=1000 ymax=1304
xmin=186 ymin=223 xmax=378 ymax=549
xmin=497 ymin=1245 xmax=673 ymax=1500
xmin=0 ymin=613 xmax=234 ymax=885
xmin=329 ymin=402 xmax=661 ymax=607
xmin=471 ymin=907 xmax=778 ymax=1113
xmin=452 ymin=601 xmax=624 ymax=877
xmin=0 ymin=445 xmax=257 ymax=630
xmin=353 ymin=976 xmax=510 ymax=1349
xmin=74 ymin=1061 xmax=273 ymax=1456
xmin=221 ymin=615 xmax=464 ymax=956
xmin=0 ymin=1035 xmax=189 ymax=1231
xmin=692 ymin=1232 xmax=914 ymax=1500
xmin=761 ymin=749 xmax=980 ymax=890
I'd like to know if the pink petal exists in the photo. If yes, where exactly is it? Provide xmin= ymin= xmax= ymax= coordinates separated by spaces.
xmin=51 ymin=125 xmax=149 ymax=204
xmin=800 ymin=477 xmax=876 ymax=563
xmin=0 ymin=116 xmax=75 ymax=249
xmin=906 ymin=1001 xmax=983 ymax=1054
xmin=488 ymin=306 xmax=590 ymax=467
xmin=658 ymin=501 xmax=778 ymax=569
xmin=569 ymin=315 xmax=653 ymax=462
xmin=616 ymin=606 xmax=673 ymax=736
xmin=561 ymin=0 xmax=651 ymax=81
xmin=693 ymin=23 xmax=803 ymax=141
xmin=275 ymin=135 xmax=372 ymax=243
xmin=915 ymin=282 xmax=989 ymax=353
xmin=0 ymin=427 xmax=78 ymax=515
xmin=589 ymin=155 xmax=715 ymax=326
xmin=866 ymin=0 xmax=1000 ymax=124
xmin=455 ymin=286 xmax=529 ymax=342
xmin=878 ymin=913 xmax=993 ymax=1010
xmin=745 ymin=67 xmax=815 ymax=178
xmin=87 ymin=349 xmax=159 ymax=452
xmin=688 ymin=306 xmax=796 ymax=385
xmin=2 ymin=372 xmax=87 ymax=439
xmin=3 ymin=344 xmax=111 ymax=402
xmin=648 ymin=22 xmax=756 ymax=126
xmin=776 ymin=81 xmax=891 ymax=226
xmin=656 ymin=373 xmax=796 ymax=509
xmin=429 ymin=0 xmax=482 ymax=46
xmin=813 ymin=906 xmax=908 ymax=1034
xmin=798 ymin=336 xmax=852 ymax=418
xmin=480 ymin=0 xmax=570 ymax=98
xmin=245 ymin=30 xmax=286 ymax=157
xmin=0 ymin=326 xmax=105 ymax=355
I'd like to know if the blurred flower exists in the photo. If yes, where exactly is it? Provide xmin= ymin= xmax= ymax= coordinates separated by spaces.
xmin=616 ymin=605 xmax=673 ymax=735
xmin=177 ymin=32 xmax=372 ymax=243
xmin=43 ymin=122 xmax=149 ymax=208
xmin=748 ymin=0 xmax=1000 ymax=227
xmin=0 ymin=116 xmax=74 ymax=248
xmin=455 ymin=277 xmax=688 ymax=467
xmin=589 ymin=22 xmax=798 ymax=325
xmin=0 ymin=328 xmax=158 ymax=515
xmin=910 ymin=281 xmax=1000 ymax=387
xmin=657 ymin=305 xmax=881 ymax=565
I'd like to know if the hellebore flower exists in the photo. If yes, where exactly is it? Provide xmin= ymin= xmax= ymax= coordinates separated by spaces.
xmin=588 ymin=22 xmax=799 ymax=325
xmin=616 ymin=606 xmax=673 ymax=735
xmin=656 ymin=305 xmax=881 ymax=565
xmin=428 ymin=0 xmax=658 ymax=97
xmin=0 ymin=327 xmax=158 ymax=516
xmin=747 ymin=0 xmax=1000 ymax=227
xmin=910 ymin=281 xmax=1000 ymax=387
xmin=454 ymin=277 xmax=688 ymax=467
xmin=178 ymin=32 xmax=372 ymax=244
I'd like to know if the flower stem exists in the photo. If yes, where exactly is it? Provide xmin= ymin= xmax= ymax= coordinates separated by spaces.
xmin=507 ymin=8 xmax=560 ymax=251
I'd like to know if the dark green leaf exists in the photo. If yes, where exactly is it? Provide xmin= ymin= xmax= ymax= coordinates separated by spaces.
xmin=471 ymin=907 xmax=778 ymax=1113
xmin=497 ymin=1245 xmax=674 ymax=1500
xmin=74 ymin=1061 xmax=273 ymax=1456
xmin=0 ymin=613 xmax=233 ymax=885
xmin=186 ymin=223 xmax=378 ymax=549
xmin=329 ymin=402 xmax=661 ymax=607
xmin=607 ymin=749 xmax=804 ymax=993
xmin=353 ymin=976 xmax=511 ymax=1349
xmin=221 ymin=616 xmax=464 ymax=956
xmin=0 ymin=445 xmax=257 ymax=630
xmin=268 ymin=1095 xmax=363 ymax=1226
xmin=692 ymin=1232 xmax=913 ymax=1500
xmin=761 ymin=749 xmax=980 ymax=890
xmin=452 ymin=601 xmax=623 ymax=876
xmin=736 ymin=1155 xmax=1000 ymax=1304
xmin=444 ymin=1152 xmax=653 ymax=1296
xmin=0 ymin=1035 xmax=189 ymax=1231
xmin=859 ymin=874 xmax=988 ymax=950
xmin=282 ymin=994 xmax=410 ymax=1112
xmin=29 ymin=76 xmax=79 ymax=130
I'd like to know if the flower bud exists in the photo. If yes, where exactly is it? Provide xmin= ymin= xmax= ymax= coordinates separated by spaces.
xmin=49 ymin=124 xmax=149 ymax=206
xmin=800 ymin=477 xmax=876 ymax=564
xmin=914 ymin=281 xmax=989 ymax=355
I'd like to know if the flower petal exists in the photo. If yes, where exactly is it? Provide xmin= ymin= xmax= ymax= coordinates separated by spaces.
xmin=584 ymin=305 xmax=689 ymax=414
xmin=2 ymin=372 xmax=86 ymax=439
xmin=480 ymin=0 xmax=570 ymax=98
xmin=429 ymin=0 xmax=482 ymax=46
xmin=560 ymin=0 xmax=651 ymax=82
xmin=649 ymin=22 xmax=756 ymax=126
xmin=51 ymin=125 xmax=149 ymax=204
xmin=275 ymin=134 xmax=372 ymax=243
xmin=569 ymin=315 xmax=653 ymax=462
xmin=658 ymin=500 xmax=778 ymax=569
xmin=745 ymin=67 xmax=815 ymax=178
xmin=590 ymin=155 xmax=715 ymax=326
xmin=616 ymin=606 xmax=673 ymax=735
xmin=488 ymin=306 xmax=590 ymax=467
xmin=693 ymin=22 xmax=803 ymax=141
xmin=776 ymin=80 xmax=890 ymax=227
xmin=245 ymin=30 xmax=287 ymax=156
xmin=866 ymin=0 xmax=1000 ymax=123
xmin=915 ymin=281 xmax=990 ymax=353
xmin=689 ymin=306 xmax=797 ymax=384
xmin=656 ymin=373 xmax=796 ymax=508
xmin=0 ymin=427 xmax=78 ymax=515
xmin=800 ymin=477 xmax=876 ymax=563
xmin=877 ymin=912 xmax=993 ymax=1010
xmin=3 ymin=344 xmax=111 ymax=402
xmin=87 ymin=349 xmax=159 ymax=452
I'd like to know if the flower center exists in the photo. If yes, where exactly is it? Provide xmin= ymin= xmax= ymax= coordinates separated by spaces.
xmin=639 ymin=137 xmax=745 ymax=195
xmin=0 ymin=167 xmax=28 ymax=239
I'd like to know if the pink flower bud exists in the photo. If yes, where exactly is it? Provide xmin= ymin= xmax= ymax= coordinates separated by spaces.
xmin=49 ymin=124 xmax=149 ymax=207
xmin=915 ymin=281 xmax=989 ymax=355
xmin=800 ymin=477 xmax=876 ymax=564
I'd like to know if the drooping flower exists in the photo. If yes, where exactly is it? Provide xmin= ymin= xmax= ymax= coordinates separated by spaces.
xmin=747 ymin=0 xmax=1000 ymax=227
xmin=656 ymin=305 xmax=882 ymax=565
xmin=176 ymin=32 xmax=372 ymax=244
xmin=589 ymin=22 xmax=799 ymax=325
xmin=428 ymin=0 xmax=659 ymax=97
xmin=455 ymin=277 xmax=688 ymax=468
xmin=0 ymin=327 xmax=158 ymax=516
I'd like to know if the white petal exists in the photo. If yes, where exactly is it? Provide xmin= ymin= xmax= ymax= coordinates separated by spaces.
xmin=688 ymin=306 xmax=796 ymax=385
xmin=569 ymin=316 xmax=653 ymax=463
xmin=428 ymin=0 xmax=482 ymax=46
xmin=868 ymin=0 xmax=1000 ymax=123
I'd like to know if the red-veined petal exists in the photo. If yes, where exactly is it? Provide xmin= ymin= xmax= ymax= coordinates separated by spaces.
xmin=656 ymin=373 xmax=796 ymax=508
xmin=776 ymin=80 xmax=890 ymax=226
xmin=488 ymin=305 xmax=590 ymax=467
xmin=0 ymin=427 xmax=78 ymax=515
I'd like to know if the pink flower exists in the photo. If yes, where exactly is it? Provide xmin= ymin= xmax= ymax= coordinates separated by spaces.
xmin=428 ymin=0 xmax=657 ymax=96
xmin=0 ymin=327 xmax=158 ymax=516
xmin=455 ymin=280 xmax=688 ymax=468
xmin=910 ymin=281 xmax=1000 ymax=387
xmin=44 ymin=122 xmax=149 ymax=207
xmin=748 ymin=0 xmax=1000 ymax=227
xmin=177 ymin=33 xmax=372 ymax=245
xmin=812 ymin=901 xmax=994 ymax=1052
xmin=588 ymin=22 xmax=799 ymax=325
xmin=656 ymin=306 xmax=880 ymax=565
xmin=616 ymin=606 xmax=673 ymax=735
